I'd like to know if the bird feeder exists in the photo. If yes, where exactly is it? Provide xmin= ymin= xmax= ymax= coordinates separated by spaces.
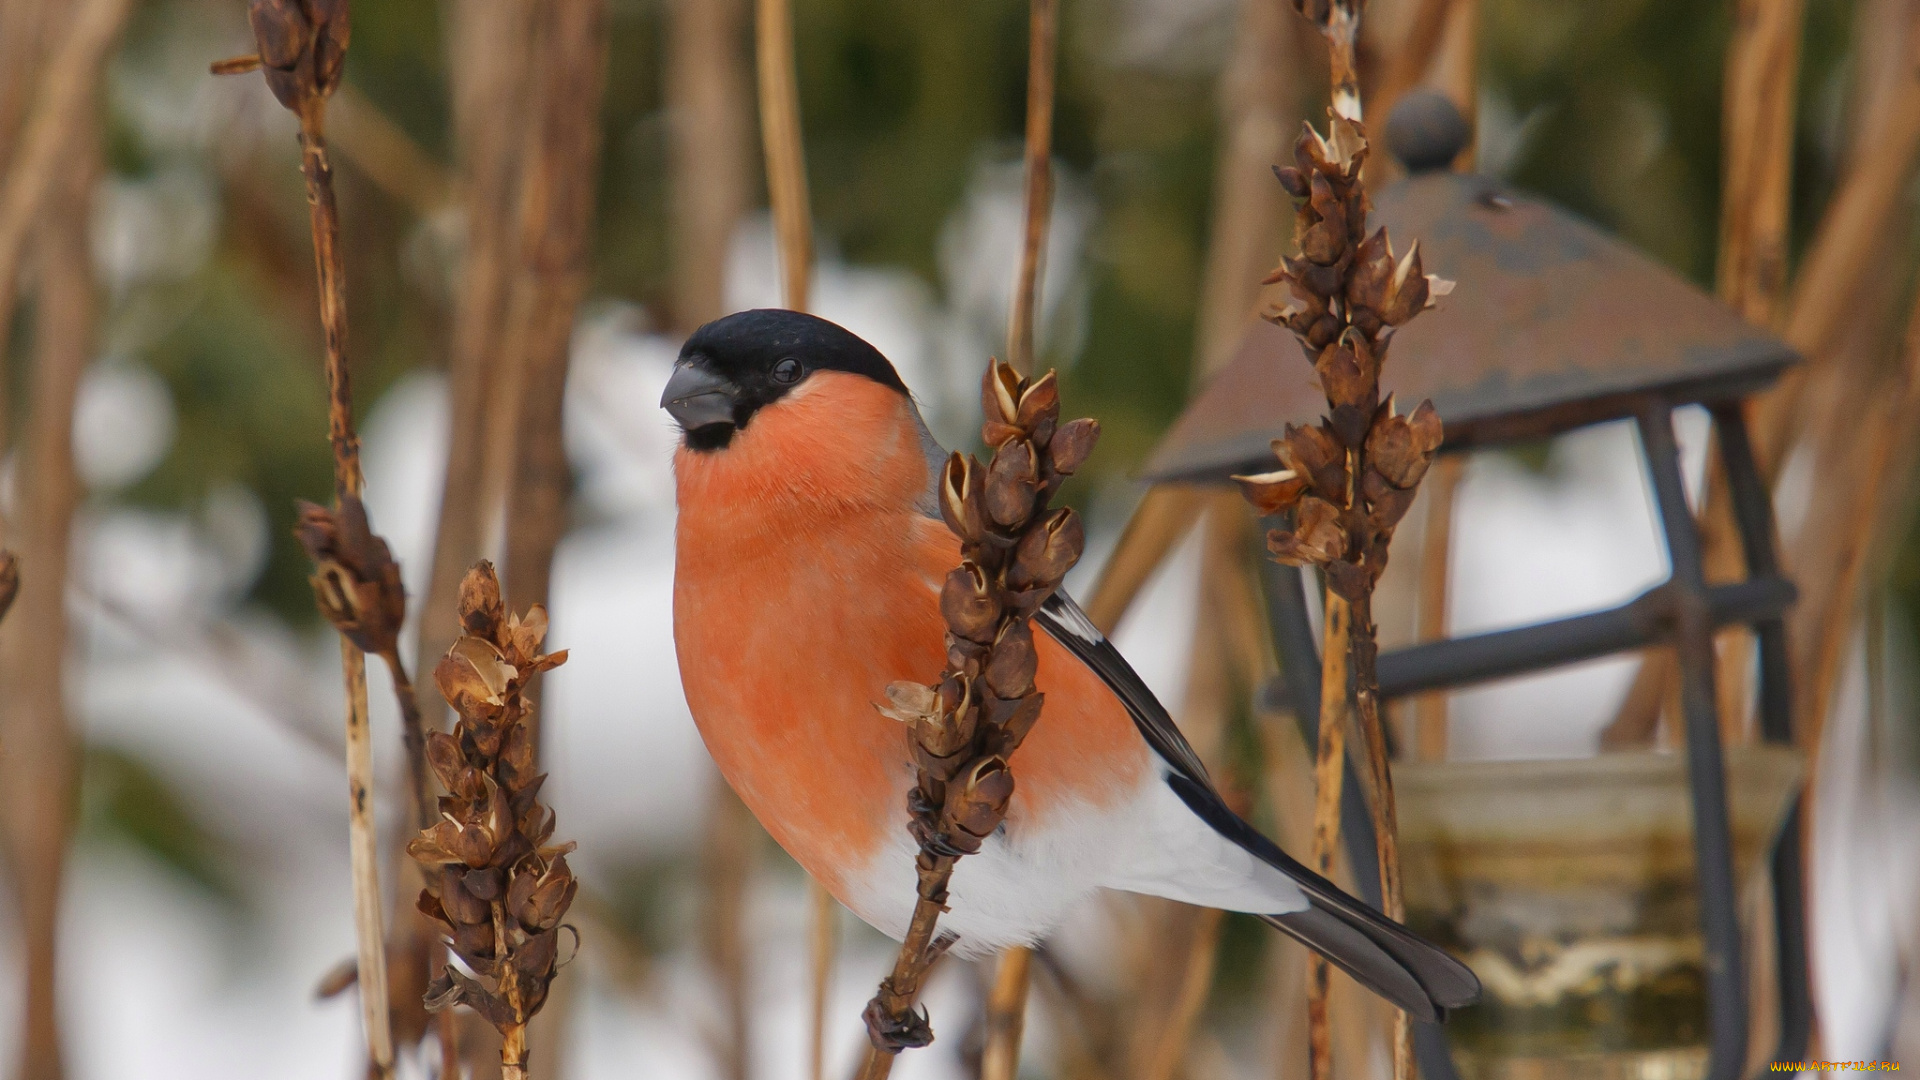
xmin=1143 ymin=93 xmax=1808 ymax=1080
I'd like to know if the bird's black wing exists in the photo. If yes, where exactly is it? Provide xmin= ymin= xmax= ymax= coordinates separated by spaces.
xmin=1033 ymin=590 xmax=1216 ymax=791
xmin=1034 ymin=589 xmax=1482 ymax=1018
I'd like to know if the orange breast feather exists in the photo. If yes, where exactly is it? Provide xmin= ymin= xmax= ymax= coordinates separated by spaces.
xmin=672 ymin=373 xmax=1148 ymax=899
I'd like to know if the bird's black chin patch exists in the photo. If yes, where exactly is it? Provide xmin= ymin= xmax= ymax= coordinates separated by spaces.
xmin=683 ymin=422 xmax=737 ymax=451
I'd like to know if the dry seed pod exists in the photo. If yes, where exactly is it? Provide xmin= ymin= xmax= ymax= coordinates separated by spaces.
xmin=1049 ymin=418 xmax=1099 ymax=476
xmin=940 ymin=563 xmax=1000 ymax=644
xmin=295 ymin=496 xmax=406 ymax=656
xmin=1281 ymin=424 xmax=1348 ymax=502
xmin=938 ymin=454 xmax=987 ymax=542
xmin=1008 ymin=508 xmax=1084 ymax=591
xmin=1267 ymin=496 xmax=1347 ymax=567
xmin=1233 ymin=469 xmax=1310 ymax=516
xmin=985 ymin=440 xmax=1040 ymax=527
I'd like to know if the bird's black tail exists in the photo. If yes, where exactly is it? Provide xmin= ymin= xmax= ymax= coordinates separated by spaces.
xmin=1165 ymin=773 xmax=1479 ymax=1022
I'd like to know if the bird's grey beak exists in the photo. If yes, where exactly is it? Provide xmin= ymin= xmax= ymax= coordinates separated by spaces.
xmin=661 ymin=363 xmax=738 ymax=433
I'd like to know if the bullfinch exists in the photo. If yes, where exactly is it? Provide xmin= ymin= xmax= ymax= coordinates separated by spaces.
xmin=664 ymin=308 xmax=1479 ymax=1021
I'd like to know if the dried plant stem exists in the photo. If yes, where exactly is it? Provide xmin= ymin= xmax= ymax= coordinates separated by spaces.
xmin=298 ymin=101 xmax=400 ymax=1080
xmin=1082 ymin=486 xmax=1210 ymax=631
xmin=1607 ymin=0 xmax=1809 ymax=750
xmin=1719 ymin=0 xmax=1806 ymax=327
xmin=502 ymin=0 xmax=609 ymax=710
xmin=757 ymin=0 xmax=813 ymax=312
xmin=858 ymin=364 xmax=1097 ymax=1077
xmin=753 ymin=1 xmax=836 ymax=1070
xmin=700 ymin=786 xmax=756 ymax=1080
xmin=808 ymin=882 xmax=836 ymax=1080
xmin=667 ymin=0 xmax=752 ymax=331
xmin=421 ymin=0 xmax=538 ymax=731
xmin=1142 ymin=906 xmax=1229 ymax=1080
xmin=329 ymin=84 xmax=455 ymax=216
xmin=1370 ymin=0 xmax=1453 ymax=125
xmin=1793 ymin=292 xmax=1920 ymax=742
xmin=0 ymin=98 xmax=93 ymax=1080
xmin=1318 ymin=3 xmax=1364 ymax=122
xmin=1347 ymin=592 xmax=1411 ymax=1080
xmin=1237 ymin=38 xmax=1448 ymax=1080
xmin=1306 ymin=595 xmax=1350 ymax=1080
xmin=0 ymin=0 xmax=134 ymax=448
xmin=1412 ymin=454 xmax=1461 ymax=760
xmin=970 ymin=8 xmax=1065 ymax=1066
xmin=980 ymin=945 xmax=1035 ymax=1080
xmin=672 ymin=1 xmax=759 ymax=1060
xmin=1006 ymin=0 xmax=1057 ymax=376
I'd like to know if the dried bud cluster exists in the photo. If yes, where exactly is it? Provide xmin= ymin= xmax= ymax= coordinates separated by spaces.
xmin=295 ymin=496 xmax=405 ymax=657
xmin=911 ymin=361 xmax=1094 ymax=858
xmin=862 ymin=361 xmax=1098 ymax=1053
xmin=407 ymin=563 xmax=574 ymax=1059
xmin=246 ymin=0 xmax=349 ymax=112
xmin=1236 ymin=120 xmax=1451 ymax=599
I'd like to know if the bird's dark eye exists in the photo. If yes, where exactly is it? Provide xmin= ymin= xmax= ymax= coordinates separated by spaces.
xmin=772 ymin=357 xmax=803 ymax=384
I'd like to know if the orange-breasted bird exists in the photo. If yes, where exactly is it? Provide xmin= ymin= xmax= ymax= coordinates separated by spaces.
xmin=664 ymin=309 xmax=1479 ymax=1021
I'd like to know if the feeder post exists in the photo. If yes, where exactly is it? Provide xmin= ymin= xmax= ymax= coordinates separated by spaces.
xmin=1712 ymin=401 xmax=1813 ymax=1063
xmin=1636 ymin=399 xmax=1748 ymax=1080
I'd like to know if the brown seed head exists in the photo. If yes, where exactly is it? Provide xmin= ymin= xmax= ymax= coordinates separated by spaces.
xmin=295 ymin=497 xmax=406 ymax=656
xmin=938 ymin=454 xmax=987 ymax=542
xmin=943 ymin=756 xmax=1015 ymax=850
xmin=984 ymin=620 xmax=1038 ymax=700
xmin=1267 ymin=496 xmax=1347 ymax=567
xmin=458 ymin=561 xmax=506 ymax=640
xmin=986 ymin=439 xmax=1039 ymax=528
xmin=940 ymin=563 xmax=1001 ymax=643
xmin=1279 ymin=424 xmax=1348 ymax=503
xmin=1008 ymin=507 xmax=1084 ymax=592
xmin=1048 ymin=418 xmax=1100 ymax=476
xmin=1233 ymin=468 xmax=1309 ymax=516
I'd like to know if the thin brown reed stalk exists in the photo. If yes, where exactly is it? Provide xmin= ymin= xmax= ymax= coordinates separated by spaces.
xmin=668 ymin=2 xmax=760 ymax=1055
xmin=667 ymin=0 xmax=752 ymax=333
xmin=980 ymin=946 xmax=1034 ymax=1080
xmin=1759 ymin=17 xmax=1920 ymax=466
xmin=752 ymin=3 xmax=838 ymax=1071
xmin=977 ymin=4 xmax=1065 ymax=1064
xmin=854 ymin=362 xmax=1099 ymax=1080
xmin=212 ymin=4 xmax=433 ymax=1071
xmin=502 ymin=0 xmax=609 ymax=711
xmin=1081 ymin=486 xmax=1209 ymax=630
xmin=0 ymin=0 xmax=134 ymax=452
xmin=1606 ymin=0 xmax=1809 ymax=751
xmin=1370 ymin=0 xmax=1454 ymax=128
xmin=0 ymin=88 xmax=93 ymax=1080
xmin=700 ymin=787 xmax=757 ymax=1080
xmin=410 ymin=563 xmax=578 ymax=1080
xmin=421 ymin=0 xmax=538 ymax=735
xmin=1411 ymin=454 xmax=1461 ymax=760
xmin=1256 ymin=712 xmax=1315 ymax=1080
xmin=1304 ymin=596 xmax=1350 ymax=1080
xmin=1005 ymin=0 xmax=1057 ymax=377
xmin=757 ymin=0 xmax=813 ymax=313
xmin=1235 ymin=15 xmax=1452 ymax=1073
xmin=1791 ymin=292 xmax=1920 ymax=746
xmin=1142 ymin=905 xmax=1229 ymax=1080
xmin=329 ymin=84 xmax=455 ymax=216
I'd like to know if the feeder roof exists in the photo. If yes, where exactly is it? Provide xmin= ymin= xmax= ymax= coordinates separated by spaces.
xmin=1142 ymin=102 xmax=1799 ymax=482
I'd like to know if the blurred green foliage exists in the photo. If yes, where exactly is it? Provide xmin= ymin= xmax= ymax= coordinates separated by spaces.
xmin=77 ymin=744 xmax=240 ymax=908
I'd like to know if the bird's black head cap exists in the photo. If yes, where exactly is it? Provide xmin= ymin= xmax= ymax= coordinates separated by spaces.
xmin=663 ymin=309 xmax=908 ymax=450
